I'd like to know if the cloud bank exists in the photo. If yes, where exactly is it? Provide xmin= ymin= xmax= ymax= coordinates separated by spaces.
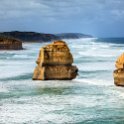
xmin=0 ymin=0 xmax=124 ymax=37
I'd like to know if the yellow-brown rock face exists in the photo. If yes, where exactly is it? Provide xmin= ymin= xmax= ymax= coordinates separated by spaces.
xmin=0 ymin=36 xmax=23 ymax=50
xmin=113 ymin=53 xmax=124 ymax=86
xmin=33 ymin=40 xmax=78 ymax=80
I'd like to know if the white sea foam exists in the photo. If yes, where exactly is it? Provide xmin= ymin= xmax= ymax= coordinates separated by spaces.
xmin=75 ymin=78 xmax=112 ymax=86
xmin=1 ymin=38 xmax=124 ymax=123
xmin=0 ymin=84 xmax=9 ymax=93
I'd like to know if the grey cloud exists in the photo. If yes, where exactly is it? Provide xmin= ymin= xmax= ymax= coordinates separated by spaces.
xmin=0 ymin=0 xmax=124 ymax=21
xmin=0 ymin=0 xmax=124 ymax=37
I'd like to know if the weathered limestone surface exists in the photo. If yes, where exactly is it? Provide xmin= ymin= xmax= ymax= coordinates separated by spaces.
xmin=33 ymin=40 xmax=78 ymax=80
xmin=113 ymin=53 xmax=124 ymax=86
xmin=0 ymin=36 xmax=23 ymax=50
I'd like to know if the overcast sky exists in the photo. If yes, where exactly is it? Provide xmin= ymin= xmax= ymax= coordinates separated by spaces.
xmin=0 ymin=0 xmax=124 ymax=37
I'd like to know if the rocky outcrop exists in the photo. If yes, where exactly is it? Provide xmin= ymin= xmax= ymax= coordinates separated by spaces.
xmin=0 ymin=36 xmax=23 ymax=50
xmin=33 ymin=40 xmax=78 ymax=80
xmin=113 ymin=53 xmax=124 ymax=86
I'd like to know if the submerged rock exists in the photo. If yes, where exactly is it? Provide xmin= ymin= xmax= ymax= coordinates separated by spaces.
xmin=113 ymin=53 xmax=124 ymax=86
xmin=0 ymin=36 xmax=23 ymax=50
xmin=33 ymin=40 xmax=78 ymax=80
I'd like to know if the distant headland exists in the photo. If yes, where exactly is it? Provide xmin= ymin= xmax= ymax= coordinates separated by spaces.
xmin=0 ymin=31 xmax=93 ymax=43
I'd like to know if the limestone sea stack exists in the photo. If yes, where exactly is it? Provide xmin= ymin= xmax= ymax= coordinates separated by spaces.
xmin=33 ymin=40 xmax=78 ymax=80
xmin=0 ymin=36 xmax=23 ymax=50
xmin=113 ymin=53 xmax=124 ymax=86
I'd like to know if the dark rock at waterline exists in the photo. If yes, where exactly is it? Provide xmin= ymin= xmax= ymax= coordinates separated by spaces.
xmin=0 ymin=36 xmax=23 ymax=50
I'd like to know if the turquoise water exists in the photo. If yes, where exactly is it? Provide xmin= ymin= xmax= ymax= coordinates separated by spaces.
xmin=1 ymin=38 xmax=124 ymax=124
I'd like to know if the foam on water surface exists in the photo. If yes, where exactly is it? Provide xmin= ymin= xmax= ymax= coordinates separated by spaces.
xmin=1 ymin=38 xmax=124 ymax=123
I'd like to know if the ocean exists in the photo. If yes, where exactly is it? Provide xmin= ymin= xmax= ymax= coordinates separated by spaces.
xmin=0 ymin=38 xmax=124 ymax=124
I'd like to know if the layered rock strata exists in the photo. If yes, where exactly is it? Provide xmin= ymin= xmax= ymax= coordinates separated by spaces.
xmin=113 ymin=53 xmax=124 ymax=86
xmin=0 ymin=36 xmax=23 ymax=50
xmin=33 ymin=40 xmax=78 ymax=80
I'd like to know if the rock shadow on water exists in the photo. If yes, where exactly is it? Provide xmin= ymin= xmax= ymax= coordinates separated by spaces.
xmin=0 ymin=81 xmax=74 ymax=100
xmin=35 ymin=86 xmax=72 ymax=95
xmin=0 ymin=73 xmax=32 ymax=81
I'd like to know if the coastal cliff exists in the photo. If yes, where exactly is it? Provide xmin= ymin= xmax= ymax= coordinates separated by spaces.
xmin=0 ymin=36 xmax=23 ymax=50
xmin=0 ymin=31 xmax=93 ymax=42
xmin=33 ymin=40 xmax=78 ymax=80
xmin=0 ymin=31 xmax=59 ymax=42
xmin=56 ymin=33 xmax=93 ymax=39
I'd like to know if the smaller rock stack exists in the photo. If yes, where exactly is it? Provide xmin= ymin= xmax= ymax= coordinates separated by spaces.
xmin=0 ymin=36 xmax=23 ymax=50
xmin=113 ymin=53 xmax=124 ymax=86
xmin=33 ymin=40 xmax=78 ymax=80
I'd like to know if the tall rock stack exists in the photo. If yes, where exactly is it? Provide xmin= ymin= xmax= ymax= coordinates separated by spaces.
xmin=33 ymin=40 xmax=78 ymax=80
xmin=113 ymin=53 xmax=124 ymax=86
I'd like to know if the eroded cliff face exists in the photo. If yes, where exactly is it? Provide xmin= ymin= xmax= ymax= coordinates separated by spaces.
xmin=33 ymin=40 xmax=78 ymax=80
xmin=113 ymin=53 xmax=124 ymax=86
xmin=0 ymin=36 xmax=23 ymax=50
